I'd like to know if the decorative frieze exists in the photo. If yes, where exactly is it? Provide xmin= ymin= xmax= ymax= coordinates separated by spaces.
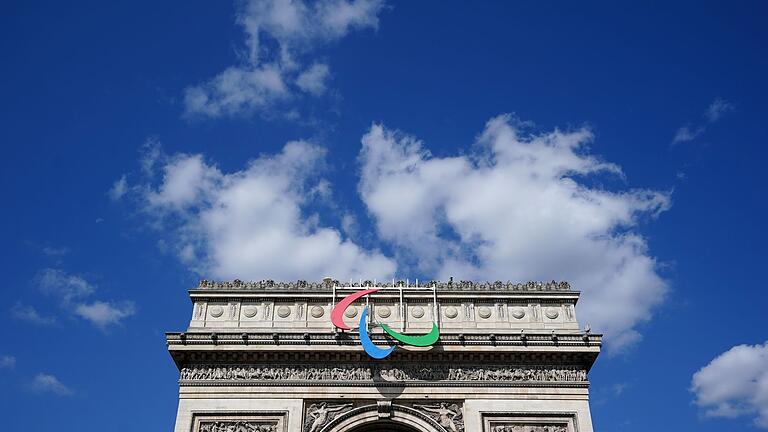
xmin=180 ymin=364 xmax=587 ymax=383
xmin=198 ymin=421 xmax=277 ymax=432
xmin=192 ymin=414 xmax=286 ymax=432
xmin=197 ymin=279 xmax=571 ymax=292
xmin=491 ymin=426 xmax=566 ymax=432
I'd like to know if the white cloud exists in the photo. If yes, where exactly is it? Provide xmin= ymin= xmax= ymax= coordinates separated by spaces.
xmin=706 ymin=98 xmax=734 ymax=122
xmin=184 ymin=0 xmax=384 ymax=118
xmin=109 ymin=175 xmax=128 ymax=201
xmin=184 ymin=64 xmax=289 ymax=118
xmin=672 ymin=125 xmax=705 ymax=144
xmin=146 ymin=154 xmax=222 ymax=210
xmin=41 ymin=245 xmax=69 ymax=257
xmin=296 ymin=63 xmax=331 ymax=96
xmin=31 ymin=269 xmax=135 ymax=329
xmin=341 ymin=213 xmax=358 ymax=238
xmin=141 ymin=138 xmax=162 ymax=175
xmin=74 ymin=301 xmax=136 ymax=329
xmin=692 ymin=341 xmax=768 ymax=428
xmin=11 ymin=303 xmax=56 ymax=325
xmin=673 ymin=98 xmax=734 ymax=144
xmin=358 ymin=115 xmax=670 ymax=351
xmin=30 ymin=373 xmax=73 ymax=396
xmin=0 ymin=355 xmax=15 ymax=369
xmin=140 ymin=140 xmax=395 ymax=281
xmin=36 ymin=268 xmax=95 ymax=304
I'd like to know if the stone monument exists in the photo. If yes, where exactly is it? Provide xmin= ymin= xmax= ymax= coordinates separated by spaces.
xmin=167 ymin=279 xmax=601 ymax=432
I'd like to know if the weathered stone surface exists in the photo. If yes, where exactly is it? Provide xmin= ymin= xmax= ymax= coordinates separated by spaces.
xmin=169 ymin=281 xmax=599 ymax=432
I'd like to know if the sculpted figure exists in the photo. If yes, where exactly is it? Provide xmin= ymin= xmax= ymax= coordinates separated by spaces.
xmin=415 ymin=403 xmax=462 ymax=432
xmin=306 ymin=402 xmax=351 ymax=432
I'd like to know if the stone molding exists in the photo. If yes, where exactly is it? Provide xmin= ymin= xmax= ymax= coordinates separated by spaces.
xmin=198 ymin=421 xmax=276 ymax=432
xmin=482 ymin=413 xmax=576 ymax=432
xmin=491 ymin=426 xmax=566 ymax=432
xmin=315 ymin=402 xmax=452 ymax=432
xmin=191 ymin=413 xmax=287 ymax=432
xmin=179 ymin=364 xmax=587 ymax=385
xmin=167 ymin=331 xmax=601 ymax=347
xmin=197 ymin=280 xmax=572 ymax=292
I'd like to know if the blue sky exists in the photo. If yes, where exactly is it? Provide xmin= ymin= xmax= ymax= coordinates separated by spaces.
xmin=2 ymin=1 xmax=767 ymax=430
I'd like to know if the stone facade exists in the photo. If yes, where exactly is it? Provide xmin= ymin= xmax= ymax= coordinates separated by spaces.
xmin=167 ymin=280 xmax=600 ymax=432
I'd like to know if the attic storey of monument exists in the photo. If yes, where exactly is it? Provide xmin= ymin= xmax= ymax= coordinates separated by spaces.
xmin=167 ymin=279 xmax=600 ymax=432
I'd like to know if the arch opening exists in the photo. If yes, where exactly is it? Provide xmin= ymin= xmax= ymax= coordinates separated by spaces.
xmin=322 ymin=404 xmax=445 ymax=432
xmin=349 ymin=421 xmax=421 ymax=432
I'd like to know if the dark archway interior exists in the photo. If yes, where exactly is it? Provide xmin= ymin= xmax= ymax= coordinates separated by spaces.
xmin=349 ymin=420 xmax=421 ymax=432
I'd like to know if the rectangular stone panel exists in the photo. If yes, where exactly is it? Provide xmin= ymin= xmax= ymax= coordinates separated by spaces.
xmin=192 ymin=413 xmax=288 ymax=432
xmin=482 ymin=413 xmax=576 ymax=432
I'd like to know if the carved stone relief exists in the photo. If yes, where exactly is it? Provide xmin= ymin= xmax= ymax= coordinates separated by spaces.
xmin=276 ymin=306 xmax=291 ymax=318
xmin=194 ymin=302 xmax=205 ymax=319
xmin=414 ymin=402 xmax=464 ymax=432
xmin=180 ymin=364 xmax=587 ymax=383
xmin=310 ymin=306 xmax=325 ymax=318
xmin=192 ymin=414 xmax=286 ymax=432
xmin=544 ymin=308 xmax=559 ymax=320
xmin=491 ymin=426 xmax=566 ymax=432
xmin=209 ymin=305 xmax=224 ymax=318
xmin=530 ymin=304 xmax=539 ymax=321
xmin=303 ymin=402 xmax=353 ymax=432
xmin=564 ymin=305 xmax=574 ymax=321
xmin=198 ymin=421 xmax=277 ymax=432
xmin=378 ymin=306 xmax=391 ymax=318
xmin=242 ymin=305 xmax=258 ymax=318
xmin=484 ymin=414 xmax=573 ymax=432
xmin=197 ymin=279 xmax=571 ymax=292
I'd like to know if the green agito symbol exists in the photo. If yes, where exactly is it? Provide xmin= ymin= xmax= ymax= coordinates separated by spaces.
xmin=331 ymin=288 xmax=440 ymax=359
xmin=380 ymin=322 xmax=440 ymax=347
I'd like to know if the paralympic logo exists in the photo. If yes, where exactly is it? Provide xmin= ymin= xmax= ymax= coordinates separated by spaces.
xmin=330 ymin=288 xmax=440 ymax=359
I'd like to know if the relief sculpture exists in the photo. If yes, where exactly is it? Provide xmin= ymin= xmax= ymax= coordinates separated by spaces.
xmin=198 ymin=421 xmax=276 ymax=432
xmin=304 ymin=402 xmax=352 ymax=432
xmin=491 ymin=425 xmax=566 ymax=432
xmin=180 ymin=364 xmax=587 ymax=383
xmin=414 ymin=403 xmax=463 ymax=432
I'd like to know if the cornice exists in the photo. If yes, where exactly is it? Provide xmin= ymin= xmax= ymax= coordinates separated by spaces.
xmin=178 ymin=380 xmax=590 ymax=389
xmin=194 ymin=279 xmax=573 ymax=293
xmin=166 ymin=331 xmax=601 ymax=351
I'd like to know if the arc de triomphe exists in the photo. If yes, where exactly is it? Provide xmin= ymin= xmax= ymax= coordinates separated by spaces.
xmin=167 ymin=280 xmax=601 ymax=432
